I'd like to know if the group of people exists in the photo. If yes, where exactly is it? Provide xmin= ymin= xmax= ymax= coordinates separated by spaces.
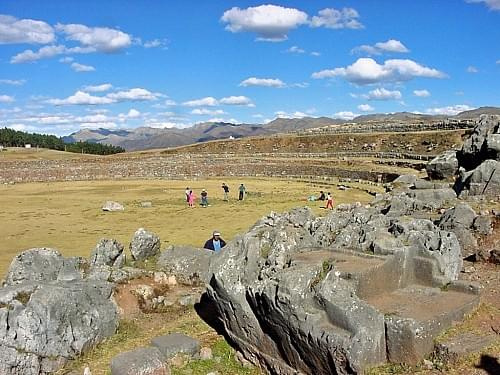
xmin=185 ymin=183 xmax=247 ymax=207
xmin=318 ymin=190 xmax=334 ymax=209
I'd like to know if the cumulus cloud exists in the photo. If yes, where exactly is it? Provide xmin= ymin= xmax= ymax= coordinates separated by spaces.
xmin=466 ymin=0 xmax=500 ymax=11
xmin=358 ymin=104 xmax=374 ymax=111
xmin=126 ymin=108 xmax=141 ymax=118
xmin=310 ymin=51 xmax=321 ymax=57
xmin=275 ymin=110 xmax=309 ymax=119
xmin=183 ymin=97 xmax=219 ymax=107
xmin=71 ymin=62 xmax=95 ymax=72
xmin=425 ymin=104 xmax=476 ymax=116
xmin=364 ymin=88 xmax=402 ymax=100
xmin=55 ymin=23 xmax=132 ymax=52
xmin=310 ymin=8 xmax=363 ymax=29
xmin=312 ymin=58 xmax=446 ymax=84
xmin=352 ymin=39 xmax=409 ymax=55
xmin=107 ymin=88 xmax=158 ymax=101
xmin=466 ymin=65 xmax=479 ymax=73
xmin=221 ymin=5 xmax=308 ymax=41
xmin=333 ymin=111 xmax=359 ymax=120
xmin=47 ymin=91 xmax=114 ymax=105
xmin=83 ymin=83 xmax=113 ymax=92
xmin=11 ymin=44 xmax=66 ymax=63
xmin=240 ymin=77 xmax=286 ymax=87
xmin=0 ymin=79 xmax=26 ymax=85
xmin=220 ymin=96 xmax=254 ymax=106
xmin=0 ymin=94 xmax=15 ymax=103
xmin=143 ymin=38 xmax=168 ymax=49
xmin=191 ymin=108 xmax=226 ymax=115
xmin=413 ymin=89 xmax=431 ymax=97
xmin=0 ymin=15 xmax=55 ymax=44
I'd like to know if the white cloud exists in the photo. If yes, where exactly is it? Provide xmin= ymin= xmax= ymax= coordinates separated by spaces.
xmin=0 ymin=15 xmax=55 ymax=44
xmin=353 ymin=39 xmax=409 ymax=55
xmin=240 ymin=77 xmax=285 ymax=87
xmin=333 ymin=111 xmax=359 ymax=120
xmin=220 ymin=95 xmax=254 ymax=106
xmin=466 ymin=0 xmax=500 ymax=11
xmin=47 ymin=91 xmax=114 ymax=105
xmin=183 ymin=97 xmax=218 ymax=107
xmin=358 ymin=104 xmax=374 ymax=112
xmin=164 ymin=99 xmax=177 ymax=106
xmin=55 ymin=23 xmax=132 ymax=52
xmin=83 ymin=83 xmax=112 ymax=92
xmin=0 ymin=79 xmax=25 ymax=85
xmin=80 ymin=121 xmax=117 ymax=130
xmin=71 ymin=62 xmax=95 ymax=72
xmin=106 ymin=88 xmax=158 ymax=101
xmin=275 ymin=110 xmax=309 ymax=119
xmin=143 ymin=38 xmax=168 ymax=48
xmin=11 ymin=44 xmax=67 ymax=63
xmin=287 ymin=45 xmax=305 ymax=53
xmin=0 ymin=95 xmax=15 ymax=103
xmin=497 ymin=59 xmax=500 ymax=64
xmin=290 ymin=82 xmax=309 ymax=88
xmin=310 ymin=51 xmax=321 ymax=57
xmin=466 ymin=66 xmax=479 ymax=73
xmin=191 ymin=108 xmax=226 ymax=115
xmin=221 ymin=5 xmax=308 ymax=41
xmin=413 ymin=89 xmax=431 ymax=97
xmin=425 ymin=104 xmax=476 ymax=116
xmin=310 ymin=8 xmax=363 ymax=29
xmin=59 ymin=56 xmax=74 ymax=63
xmin=365 ymin=88 xmax=402 ymax=100
xmin=127 ymin=109 xmax=141 ymax=118
xmin=312 ymin=58 xmax=446 ymax=84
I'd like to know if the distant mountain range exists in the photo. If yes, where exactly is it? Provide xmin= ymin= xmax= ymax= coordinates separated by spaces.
xmin=63 ymin=107 xmax=500 ymax=151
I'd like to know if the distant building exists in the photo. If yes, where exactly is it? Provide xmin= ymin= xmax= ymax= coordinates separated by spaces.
xmin=25 ymin=144 xmax=31 ymax=149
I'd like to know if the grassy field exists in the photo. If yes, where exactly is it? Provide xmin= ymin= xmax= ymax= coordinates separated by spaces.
xmin=0 ymin=147 xmax=100 ymax=160
xmin=0 ymin=177 xmax=377 ymax=278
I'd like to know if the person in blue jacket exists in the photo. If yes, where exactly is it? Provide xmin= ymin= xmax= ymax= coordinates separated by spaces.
xmin=204 ymin=231 xmax=226 ymax=252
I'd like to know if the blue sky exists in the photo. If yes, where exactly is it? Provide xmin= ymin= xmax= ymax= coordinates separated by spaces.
xmin=0 ymin=0 xmax=499 ymax=135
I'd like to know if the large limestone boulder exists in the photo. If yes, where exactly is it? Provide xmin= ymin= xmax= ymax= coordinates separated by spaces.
xmin=426 ymin=151 xmax=459 ymax=180
xmin=130 ymin=228 xmax=161 ymax=261
xmin=90 ymin=239 xmax=125 ymax=268
xmin=157 ymin=245 xmax=215 ymax=285
xmin=110 ymin=347 xmax=169 ymax=375
xmin=437 ymin=203 xmax=479 ymax=255
xmin=102 ymin=201 xmax=124 ymax=212
xmin=459 ymin=115 xmax=500 ymax=169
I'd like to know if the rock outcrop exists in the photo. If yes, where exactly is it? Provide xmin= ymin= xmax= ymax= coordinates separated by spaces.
xmin=196 ymin=204 xmax=478 ymax=374
xmin=426 ymin=151 xmax=459 ymax=180
xmin=0 ymin=248 xmax=118 ymax=375
xmin=90 ymin=239 xmax=125 ymax=267
xmin=130 ymin=228 xmax=161 ymax=261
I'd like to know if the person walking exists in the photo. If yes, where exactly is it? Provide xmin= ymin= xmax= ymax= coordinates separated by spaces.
xmin=221 ymin=183 xmax=229 ymax=201
xmin=325 ymin=192 xmax=334 ymax=210
xmin=188 ymin=190 xmax=196 ymax=208
xmin=200 ymin=189 xmax=209 ymax=207
xmin=238 ymin=183 xmax=246 ymax=201
xmin=204 ymin=231 xmax=226 ymax=252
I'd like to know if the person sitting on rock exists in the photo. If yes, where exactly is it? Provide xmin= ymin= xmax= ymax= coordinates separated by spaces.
xmin=204 ymin=231 xmax=226 ymax=252
xmin=318 ymin=191 xmax=326 ymax=201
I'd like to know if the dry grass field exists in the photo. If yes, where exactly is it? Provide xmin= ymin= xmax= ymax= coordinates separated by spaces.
xmin=0 ymin=147 xmax=99 ymax=161
xmin=0 ymin=177 xmax=377 ymax=278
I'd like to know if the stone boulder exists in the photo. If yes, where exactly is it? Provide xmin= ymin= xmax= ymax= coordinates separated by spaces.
xmin=90 ymin=239 xmax=125 ymax=268
xmin=157 ymin=245 xmax=215 ymax=285
xmin=5 ymin=248 xmax=84 ymax=285
xmin=462 ymin=159 xmax=500 ymax=197
xmin=110 ymin=347 xmax=169 ymax=375
xmin=438 ymin=203 xmax=478 ymax=255
xmin=130 ymin=228 xmax=161 ymax=261
xmin=197 ymin=206 xmax=470 ymax=373
xmin=150 ymin=333 xmax=200 ymax=360
xmin=0 ymin=281 xmax=118 ymax=375
xmin=426 ymin=151 xmax=459 ymax=180
xmin=459 ymin=115 xmax=500 ymax=169
xmin=102 ymin=201 xmax=124 ymax=212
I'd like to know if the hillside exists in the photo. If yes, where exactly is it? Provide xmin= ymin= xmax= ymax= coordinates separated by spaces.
xmin=63 ymin=107 xmax=499 ymax=151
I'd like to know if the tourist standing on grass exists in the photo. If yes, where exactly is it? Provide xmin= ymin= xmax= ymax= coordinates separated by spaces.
xmin=200 ymin=189 xmax=209 ymax=207
xmin=222 ymin=183 xmax=229 ymax=201
xmin=325 ymin=192 xmax=334 ymax=210
xmin=238 ymin=183 xmax=246 ymax=201
xmin=204 ymin=231 xmax=226 ymax=252
xmin=188 ymin=190 xmax=196 ymax=208
xmin=185 ymin=187 xmax=190 ymax=203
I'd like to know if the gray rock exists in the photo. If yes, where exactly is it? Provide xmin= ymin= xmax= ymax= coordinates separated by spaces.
xmin=426 ymin=151 xmax=459 ymax=180
xmin=140 ymin=201 xmax=153 ymax=208
xmin=460 ymin=115 xmax=500 ymax=168
xmin=406 ymin=188 xmax=457 ymax=208
xmin=5 ymin=248 xmax=83 ymax=286
xmin=90 ymin=239 xmax=125 ymax=268
xmin=438 ymin=203 xmax=478 ymax=254
xmin=434 ymin=332 xmax=497 ymax=365
xmin=102 ymin=201 xmax=124 ymax=212
xmin=110 ymin=347 xmax=169 ymax=375
xmin=130 ymin=228 xmax=161 ymax=261
xmin=466 ymin=159 xmax=500 ymax=197
xmin=473 ymin=215 xmax=493 ymax=235
xmin=157 ymin=245 xmax=215 ymax=285
xmin=0 ymin=281 xmax=118 ymax=375
xmin=150 ymin=333 xmax=201 ymax=360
